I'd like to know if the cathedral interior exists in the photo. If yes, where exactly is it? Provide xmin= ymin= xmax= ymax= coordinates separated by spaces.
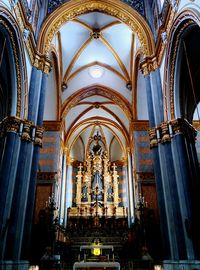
xmin=0 ymin=0 xmax=200 ymax=269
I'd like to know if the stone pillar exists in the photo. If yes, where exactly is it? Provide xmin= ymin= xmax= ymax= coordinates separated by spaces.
xmin=112 ymin=163 xmax=119 ymax=207
xmin=59 ymin=153 xmax=67 ymax=225
xmin=0 ymin=117 xmax=22 ymax=260
xmin=5 ymin=57 xmax=50 ymax=264
xmin=142 ymin=59 xmax=171 ymax=259
xmin=170 ymin=119 xmax=200 ymax=259
xmin=64 ymin=158 xmax=73 ymax=227
xmin=5 ymin=120 xmax=35 ymax=262
xmin=21 ymin=72 xmax=47 ymax=260
xmin=76 ymin=163 xmax=83 ymax=206
xmin=127 ymin=149 xmax=135 ymax=226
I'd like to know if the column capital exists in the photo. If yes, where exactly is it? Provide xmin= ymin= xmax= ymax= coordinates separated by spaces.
xmin=33 ymin=52 xmax=51 ymax=74
xmin=140 ymin=56 xmax=158 ymax=76
xmin=170 ymin=118 xmax=197 ymax=141
xmin=148 ymin=127 xmax=158 ymax=149
xmin=0 ymin=116 xmax=46 ymax=146
xmin=0 ymin=116 xmax=21 ymax=136
xmin=148 ymin=118 xmax=197 ymax=148
xmin=34 ymin=126 xmax=44 ymax=147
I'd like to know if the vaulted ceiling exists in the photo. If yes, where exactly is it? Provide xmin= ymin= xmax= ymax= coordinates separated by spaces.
xmin=45 ymin=11 xmax=141 ymax=161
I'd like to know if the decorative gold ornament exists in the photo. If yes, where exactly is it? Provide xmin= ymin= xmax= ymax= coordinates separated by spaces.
xmin=148 ymin=128 xmax=158 ymax=149
xmin=0 ymin=116 xmax=21 ymax=135
xmin=35 ymin=126 xmax=44 ymax=147
xmin=140 ymin=56 xmax=158 ymax=76
xmin=37 ymin=0 xmax=155 ymax=58
xmin=21 ymin=120 xmax=33 ymax=142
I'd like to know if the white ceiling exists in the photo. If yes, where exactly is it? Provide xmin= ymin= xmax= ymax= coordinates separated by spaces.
xmin=47 ymin=11 xmax=140 ymax=161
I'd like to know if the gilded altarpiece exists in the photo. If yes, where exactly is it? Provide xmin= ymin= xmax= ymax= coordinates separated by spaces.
xmin=68 ymin=138 xmax=127 ymax=218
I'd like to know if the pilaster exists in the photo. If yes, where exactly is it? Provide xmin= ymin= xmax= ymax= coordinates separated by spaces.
xmin=149 ymin=118 xmax=200 ymax=260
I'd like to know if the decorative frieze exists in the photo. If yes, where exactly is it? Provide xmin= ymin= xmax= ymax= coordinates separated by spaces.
xmin=37 ymin=171 xmax=58 ymax=181
xmin=136 ymin=172 xmax=155 ymax=181
xmin=148 ymin=118 xmax=197 ymax=149
xmin=43 ymin=121 xmax=63 ymax=131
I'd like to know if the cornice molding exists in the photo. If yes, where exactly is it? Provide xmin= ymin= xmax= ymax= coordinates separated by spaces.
xmin=37 ymin=172 xmax=58 ymax=181
xmin=132 ymin=120 xmax=149 ymax=131
xmin=43 ymin=120 xmax=63 ymax=131
xmin=136 ymin=172 xmax=155 ymax=181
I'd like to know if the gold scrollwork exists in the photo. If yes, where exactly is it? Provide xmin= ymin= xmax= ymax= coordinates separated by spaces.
xmin=38 ymin=0 xmax=155 ymax=58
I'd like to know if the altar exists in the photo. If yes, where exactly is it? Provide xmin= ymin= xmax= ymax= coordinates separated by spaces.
xmin=73 ymin=261 xmax=120 ymax=269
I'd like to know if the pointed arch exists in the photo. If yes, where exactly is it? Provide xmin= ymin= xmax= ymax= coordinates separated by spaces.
xmin=61 ymin=84 xmax=132 ymax=120
xmin=0 ymin=6 xmax=27 ymax=118
xmin=37 ymin=0 xmax=155 ymax=58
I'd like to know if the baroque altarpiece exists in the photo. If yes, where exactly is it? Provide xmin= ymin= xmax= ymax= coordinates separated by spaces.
xmin=68 ymin=133 xmax=127 ymax=219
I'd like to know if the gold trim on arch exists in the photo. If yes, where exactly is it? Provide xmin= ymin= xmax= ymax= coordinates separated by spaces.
xmin=37 ymin=0 xmax=155 ymax=58
xmin=67 ymin=121 xmax=126 ymax=157
xmin=63 ymin=36 xmax=93 ymax=82
xmin=61 ymin=84 xmax=133 ymax=120
xmin=100 ymin=35 xmax=130 ymax=81
xmin=65 ymin=104 xmax=128 ymax=139
xmin=163 ymin=9 xmax=200 ymax=119
xmin=65 ymin=116 xmax=129 ymax=145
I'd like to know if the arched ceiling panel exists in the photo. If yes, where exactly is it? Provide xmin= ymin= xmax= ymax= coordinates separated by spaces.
xmin=77 ymin=12 xmax=117 ymax=28
xmin=62 ymin=70 xmax=131 ymax=102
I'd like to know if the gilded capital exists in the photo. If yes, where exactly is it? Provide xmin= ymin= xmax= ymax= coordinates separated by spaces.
xmin=140 ymin=56 xmax=158 ymax=76
xmin=21 ymin=120 xmax=33 ymax=142
xmin=33 ymin=52 xmax=51 ymax=74
xmin=148 ymin=127 xmax=158 ymax=149
xmin=160 ymin=122 xmax=171 ymax=144
xmin=35 ymin=126 xmax=44 ymax=147
xmin=0 ymin=116 xmax=21 ymax=135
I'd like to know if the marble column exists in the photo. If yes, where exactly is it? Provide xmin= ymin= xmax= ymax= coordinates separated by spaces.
xmin=5 ymin=67 xmax=43 ymax=262
xmin=145 ymin=71 xmax=171 ymax=258
xmin=59 ymin=154 xmax=67 ymax=225
xmin=170 ymin=119 xmax=200 ymax=259
xmin=0 ymin=117 xmax=21 ymax=260
xmin=21 ymin=72 xmax=47 ymax=259
xmin=127 ymin=150 xmax=135 ymax=226
xmin=64 ymin=160 xmax=73 ymax=227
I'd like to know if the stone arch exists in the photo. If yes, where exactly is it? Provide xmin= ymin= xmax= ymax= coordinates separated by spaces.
xmin=61 ymin=84 xmax=133 ymax=120
xmin=37 ymin=0 xmax=155 ymax=58
xmin=164 ymin=9 xmax=200 ymax=120
xmin=0 ymin=6 xmax=27 ymax=118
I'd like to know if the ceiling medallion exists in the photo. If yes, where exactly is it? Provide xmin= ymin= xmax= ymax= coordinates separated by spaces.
xmin=88 ymin=66 xmax=105 ymax=79
xmin=90 ymin=29 xmax=102 ymax=39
